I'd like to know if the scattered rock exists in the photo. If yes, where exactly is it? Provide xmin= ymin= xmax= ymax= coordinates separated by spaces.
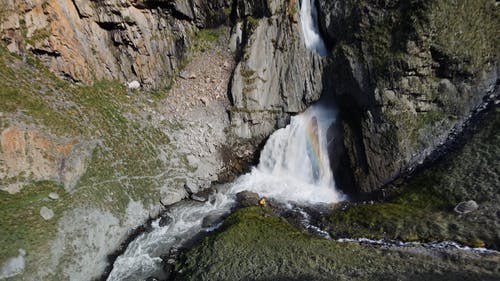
xmin=200 ymin=97 xmax=209 ymax=106
xmin=179 ymin=71 xmax=197 ymax=80
xmin=40 ymin=206 xmax=54 ymax=220
xmin=161 ymin=247 xmax=179 ymax=280
xmin=454 ymin=200 xmax=479 ymax=214
xmin=48 ymin=192 xmax=60 ymax=200
xmin=236 ymin=191 xmax=260 ymax=207
xmin=179 ymin=71 xmax=190 ymax=79
xmin=190 ymin=188 xmax=215 ymax=202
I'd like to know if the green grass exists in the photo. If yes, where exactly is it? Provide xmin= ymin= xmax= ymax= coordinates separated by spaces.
xmin=428 ymin=0 xmax=499 ymax=74
xmin=175 ymin=207 xmax=500 ymax=281
xmin=189 ymin=27 xmax=226 ymax=53
xmin=0 ymin=181 xmax=69 ymax=262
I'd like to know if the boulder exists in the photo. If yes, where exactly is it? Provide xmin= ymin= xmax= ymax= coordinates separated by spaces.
xmin=202 ymin=214 xmax=223 ymax=228
xmin=454 ymin=200 xmax=479 ymax=214
xmin=190 ymin=188 xmax=215 ymax=202
xmin=48 ymin=193 xmax=59 ymax=200
xmin=40 ymin=206 xmax=54 ymax=220
xmin=236 ymin=191 xmax=260 ymax=207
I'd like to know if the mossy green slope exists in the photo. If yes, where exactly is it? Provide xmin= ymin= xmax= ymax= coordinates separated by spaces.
xmin=175 ymin=207 xmax=499 ymax=281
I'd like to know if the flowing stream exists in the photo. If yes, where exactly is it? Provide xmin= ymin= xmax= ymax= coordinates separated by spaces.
xmin=107 ymin=1 xmax=335 ymax=280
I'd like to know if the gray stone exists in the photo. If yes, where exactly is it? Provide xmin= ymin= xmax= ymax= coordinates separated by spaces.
xmin=236 ymin=191 xmax=260 ymax=207
xmin=228 ymin=9 xmax=325 ymax=142
xmin=179 ymin=71 xmax=190 ymax=79
xmin=191 ymin=188 xmax=215 ymax=202
xmin=186 ymin=155 xmax=199 ymax=166
xmin=40 ymin=206 xmax=54 ymax=220
xmin=48 ymin=192 xmax=60 ymax=200
xmin=184 ymin=181 xmax=198 ymax=194
xmin=0 ymin=249 xmax=26 ymax=279
xmin=159 ymin=214 xmax=173 ymax=227
xmin=454 ymin=200 xmax=479 ymax=214
xmin=202 ymin=214 xmax=223 ymax=228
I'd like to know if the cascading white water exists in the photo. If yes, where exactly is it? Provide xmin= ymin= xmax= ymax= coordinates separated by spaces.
xmin=300 ymin=0 xmax=329 ymax=56
xmin=231 ymin=104 xmax=342 ymax=203
xmin=107 ymin=2 xmax=339 ymax=280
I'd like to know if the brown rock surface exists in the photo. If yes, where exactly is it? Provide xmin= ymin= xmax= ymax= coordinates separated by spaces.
xmin=0 ymin=0 xmax=230 ymax=88
xmin=0 ymin=126 xmax=92 ymax=193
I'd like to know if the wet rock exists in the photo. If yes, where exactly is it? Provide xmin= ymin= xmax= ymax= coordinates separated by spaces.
xmin=202 ymin=214 xmax=223 ymax=228
xmin=40 ymin=206 xmax=54 ymax=220
xmin=161 ymin=247 xmax=180 ymax=279
xmin=236 ymin=191 xmax=260 ymax=207
xmin=48 ymin=192 xmax=59 ymax=200
xmin=454 ymin=200 xmax=479 ymax=214
xmin=159 ymin=214 xmax=173 ymax=227
xmin=190 ymin=188 xmax=215 ymax=202
xmin=229 ymin=0 xmax=325 ymax=142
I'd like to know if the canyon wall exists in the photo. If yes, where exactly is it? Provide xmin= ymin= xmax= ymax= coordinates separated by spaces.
xmin=317 ymin=0 xmax=499 ymax=196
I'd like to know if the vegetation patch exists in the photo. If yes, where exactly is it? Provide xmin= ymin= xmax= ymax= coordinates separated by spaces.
xmin=428 ymin=0 xmax=499 ymax=75
xmin=0 ymin=181 xmax=68 ymax=263
xmin=175 ymin=207 xmax=500 ymax=281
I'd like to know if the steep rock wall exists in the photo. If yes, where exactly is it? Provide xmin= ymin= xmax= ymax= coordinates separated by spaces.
xmin=227 ymin=0 xmax=328 ymax=148
xmin=0 ymin=0 xmax=230 ymax=88
xmin=317 ymin=0 xmax=499 ymax=196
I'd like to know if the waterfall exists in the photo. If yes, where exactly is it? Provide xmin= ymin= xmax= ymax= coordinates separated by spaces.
xmin=231 ymin=104 xmax=342 ymax=203
xmin=300 ymin=0 xmax=329 ymax=56
xmin=107 ymin=104 xmax=343 ymax=280
xmin=107 ymin=2 xmax=340 ymax=280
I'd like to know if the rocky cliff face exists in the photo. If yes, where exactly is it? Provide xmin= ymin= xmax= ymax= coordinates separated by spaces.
xmin=0 ymin=1 xmax=234 ymax=278
xmin=315 ymin=0 xmax=499 ymax=196
xmin=0 ymin=126 xmax=93 ymax=194
xmin=227 ymin=0 xmax=327 ymax=146
xmin=0 ymin=0 xmax=229 ymax=88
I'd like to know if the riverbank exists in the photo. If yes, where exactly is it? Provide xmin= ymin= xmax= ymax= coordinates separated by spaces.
xmin=174 ymin=207 xmax=500 ymax=281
